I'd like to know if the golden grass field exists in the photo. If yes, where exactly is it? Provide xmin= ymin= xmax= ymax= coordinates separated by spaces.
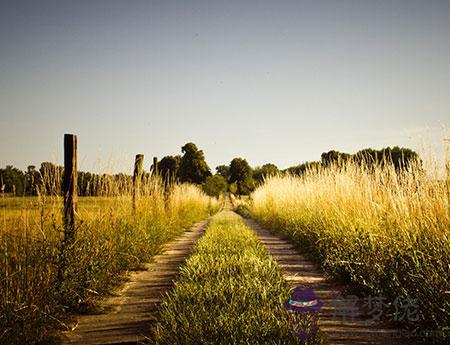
xmin=250 ymin=161 xmax=449 ymax=332
xmin=0 ymin=178 xmax=218 ymax=344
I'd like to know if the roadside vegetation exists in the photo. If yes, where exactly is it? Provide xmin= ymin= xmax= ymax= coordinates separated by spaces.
xmin=152 ymin=211 xmax=308 ymax=345
xmin=0 ymin=175 xmax=217 ymax=344
xmin=251 ymin=159 xmax=449 ymax=335
xmin=1 ymin=141 xmax=441 ymax=343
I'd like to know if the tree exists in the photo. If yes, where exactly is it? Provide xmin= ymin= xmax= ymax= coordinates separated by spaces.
xmin=228 ymin=182 xmax=238 ymax=194
xmin=178 ymin=143 xmax=211 ymax=184
xmin=25 ymin=165 xmax=39 ymax=195
xmin=321 ymin=150 xmax=350 ymax=166
xmin=158 ymin=155 xmax=181 ymax=184
xmin=215 ymin=165 xmax=230 ymax=180
xmin=202 ymin=175 xmax=227 ymax=197
xmin=382 ymin=146 xmax=421 ymax=170
xmin=354 ymin=146 xmax=420 ymax=171
xmin=0 ymin=165 xmax=25 ymax=195
xmin=78 ymin=171 xmax=94 ymax=196
xmin=253 ymin=163 xmax=279 ymax=185
xmin=39 ymin=162 xmax=63 ymax=195
xmin=229 ymin=158 xmax=254 ymax=195
xmin=284 ymin=161 xmax=321 ymax=175
xmin=284 ymin=146 xmax=421 ymax=176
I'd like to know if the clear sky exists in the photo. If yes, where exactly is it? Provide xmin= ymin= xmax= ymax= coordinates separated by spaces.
xmin=1 ymin=0 xmax=449 ymax=173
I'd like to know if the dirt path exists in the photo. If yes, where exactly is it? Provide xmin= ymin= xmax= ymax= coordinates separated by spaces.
xmin=62 ymin=218 xmax=211 ymax=345
xmin=243 ymin=217 xmax=406 ymax=345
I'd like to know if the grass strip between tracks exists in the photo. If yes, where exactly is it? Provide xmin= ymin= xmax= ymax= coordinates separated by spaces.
xmin=152 ymin=211 xmax=316 ymax=345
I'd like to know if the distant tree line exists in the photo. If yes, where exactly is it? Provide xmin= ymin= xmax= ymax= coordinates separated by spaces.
xmin=285 ymin=146 xmax=420 ymax=175
xmin=0 ymin=163 xmax=62 ymax=196
xmin=0 ymin=142 xmax=215 ymax=197
xmin=202 ymin=160 xmax=279 ymax=197
xmin=151 ymin=143 xmax=267 ymax=197
xmin=0 ymin=162 xmax=140 ymax=197
xmin=153 ymin=143 xmax=279 ymax=197
xmin=202 ymin=146 xmax=420 ymax=197
xmin=1 ymin=145 xmax=420 ymax=197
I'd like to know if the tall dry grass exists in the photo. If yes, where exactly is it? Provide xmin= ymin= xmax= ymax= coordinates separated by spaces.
xmin=251 ymin=160 xmax=449 ymax=331
xmin=0 ymin=173 xmax=217 ymax=344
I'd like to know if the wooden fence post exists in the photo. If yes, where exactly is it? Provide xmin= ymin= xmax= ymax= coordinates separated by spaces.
xmin=63 ymin=134 xmax=77 ymax=243
xmin=59 ymin=133 xmax=77 ymax=285
xmin=152 ymin=157 xmax=158 ymax=176
xmin=133 ymin=154 xmax=144 ymax=213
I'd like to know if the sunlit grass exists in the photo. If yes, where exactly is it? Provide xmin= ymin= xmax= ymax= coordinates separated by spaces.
xmin=0 ymin=177 xmax=218 ymax=344
xmin=251 ymin=160 xmax=449 ymax=333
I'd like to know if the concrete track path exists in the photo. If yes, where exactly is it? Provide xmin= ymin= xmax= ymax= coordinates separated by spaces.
xmin=244 ymin=217 xmax=406 ymax=345
xmin=62 ymin=218 xmax=211 ymax=345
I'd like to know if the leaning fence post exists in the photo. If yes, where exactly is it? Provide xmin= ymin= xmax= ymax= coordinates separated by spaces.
xmin=133 ymin=154 xmax=144 ymax=213
xmin=59 ymin=133 xmax=77 ymax=285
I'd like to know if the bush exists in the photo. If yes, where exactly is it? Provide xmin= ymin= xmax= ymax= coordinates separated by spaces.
xmin=202 ymin=175 xmax=227 ymax=197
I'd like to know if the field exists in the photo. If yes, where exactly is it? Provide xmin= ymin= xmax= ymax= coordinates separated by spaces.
xmin=0 ymin=181 xmax=218 ymax=344
xmin=1 ymin=159 xmax=449 ymax=344
xmin=250 ymin=161 xmax=450 ymax=333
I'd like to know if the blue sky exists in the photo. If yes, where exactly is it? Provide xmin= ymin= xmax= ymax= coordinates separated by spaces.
xmin=1 ymin=0 xmax=449 ymax=173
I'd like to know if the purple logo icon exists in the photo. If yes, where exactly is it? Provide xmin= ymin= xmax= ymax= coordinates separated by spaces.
xmin=284 ymin=287 xmax=322 ymax=340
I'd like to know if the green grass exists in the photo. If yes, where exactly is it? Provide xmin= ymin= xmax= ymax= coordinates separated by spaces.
xmin=152 ymin=211 xmax=316 ymax=345
xmin=0 ymin=184 xmax=218 ymax=345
